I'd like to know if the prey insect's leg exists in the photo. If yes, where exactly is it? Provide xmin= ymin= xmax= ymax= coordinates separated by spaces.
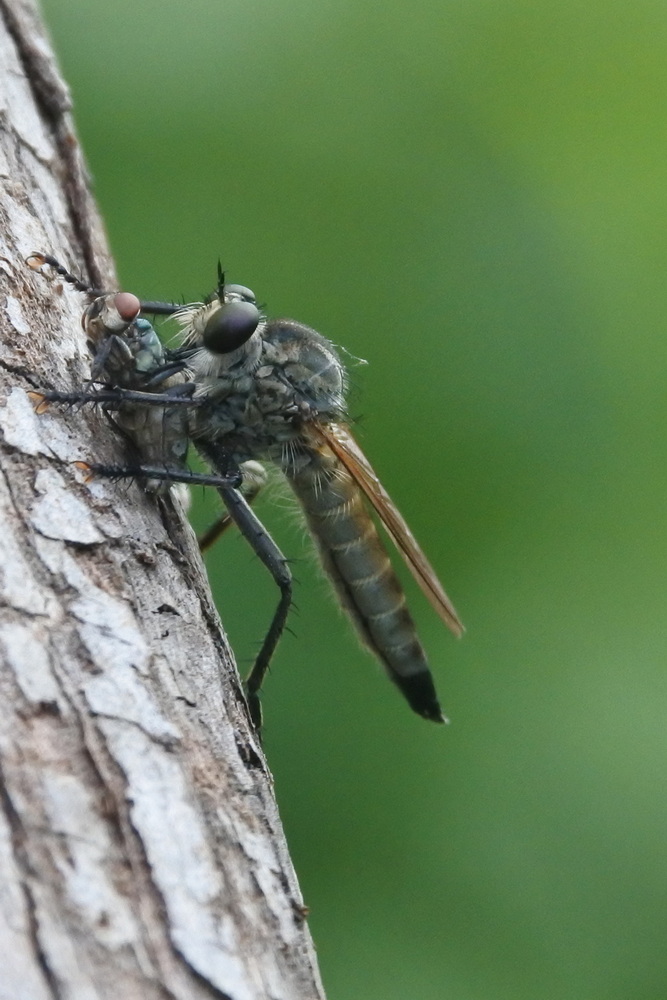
xmin=198 ymin=461 xmax=268 ymax=551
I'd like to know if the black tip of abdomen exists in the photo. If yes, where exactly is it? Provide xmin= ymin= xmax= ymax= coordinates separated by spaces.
xmin=394 ymin=671 xmax=448 ymax=724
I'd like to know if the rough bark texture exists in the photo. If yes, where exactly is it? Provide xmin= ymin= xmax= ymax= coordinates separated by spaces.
xmin=0 ymin=3 xmax=325 ymax=998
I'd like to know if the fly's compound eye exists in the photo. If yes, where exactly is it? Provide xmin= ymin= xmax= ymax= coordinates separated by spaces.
xmin=203 ymin=300 xmax=260 ymax=354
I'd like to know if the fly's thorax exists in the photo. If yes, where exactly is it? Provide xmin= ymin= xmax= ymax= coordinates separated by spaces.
xmin=261 ymin=319 xmax=347 ymax=417
xmin=189 ymin=389 xmax=309 ymax=466
xmin=193 ymin=312 xmax=344 ymax=409
xmin=186 ymin=318 xmax=347 ymax=468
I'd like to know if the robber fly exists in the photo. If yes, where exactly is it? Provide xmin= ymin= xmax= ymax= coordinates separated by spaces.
xmin=26 ymin=253 xmax=464 ymax=728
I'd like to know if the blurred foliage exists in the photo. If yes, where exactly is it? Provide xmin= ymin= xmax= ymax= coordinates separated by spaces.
xmin=40 ymin=0 xmax=667 ymax=997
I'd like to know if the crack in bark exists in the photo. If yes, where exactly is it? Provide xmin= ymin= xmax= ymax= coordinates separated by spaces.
xmin=53 ymin=665 xmax=172 ymax=987
xmin=0 ymin=763 xmax=63 ymax=999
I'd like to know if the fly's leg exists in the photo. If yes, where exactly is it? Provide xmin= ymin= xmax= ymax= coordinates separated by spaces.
xmin=198 ymin=461 xmax=267 ymax=551
xmin=198 ymin=443 xmax=291 ymax=732
xmin=77 ymin=462 xmax=243 ymax=491
xmin=30 ymin=385 xmax=200 ymax=413
xmin=26 ymin=252 xmax=104 ymax=294
xmin=197 ymin=511 xmax=232 ymax=551
xmin=216 ymin=484 xmax=292 ymax=732
xmin=26 ymin=253 xmax=182 ymax=316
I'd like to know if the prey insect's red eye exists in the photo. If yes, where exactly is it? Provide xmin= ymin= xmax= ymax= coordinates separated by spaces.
xmin=113 ymin=292 xmax=141 ymax=322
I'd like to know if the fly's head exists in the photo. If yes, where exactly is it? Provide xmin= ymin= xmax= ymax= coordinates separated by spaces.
xmin=175 ymin=272 xmax=264 ymax=378
xmin=172 ymin=267 xmax=348 ymax=445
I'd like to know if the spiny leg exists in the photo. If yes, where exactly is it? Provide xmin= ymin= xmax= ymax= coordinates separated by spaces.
xmin=26 ymin=252 xmax=182 ymax=316
xmin=26 ymin=252 xmax=103 ymax=294
xmin=215 ymin=483 xmax=292 ymax=732
xmin=77 ymin=462 xmax=242 ymax=491
xmin=198 ymin=443 xmax=291 ymax=731
xmin=29 ymin=385 xmax=200 ymax=413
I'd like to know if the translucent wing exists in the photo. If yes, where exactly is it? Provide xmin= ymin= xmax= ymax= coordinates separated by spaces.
xmin=308 ymin=422 xmax=465 ymax=638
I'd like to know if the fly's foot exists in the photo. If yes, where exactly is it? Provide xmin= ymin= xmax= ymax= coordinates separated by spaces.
xmin=28 ymin=388 xmax=109 ymax=412
xmin=27 ymin=390 xmax=50 ymax=415
xmin=74 ymin=461 xmax=95 ymax=484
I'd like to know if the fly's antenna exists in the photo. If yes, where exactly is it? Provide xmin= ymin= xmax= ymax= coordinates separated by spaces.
xmin=25 ymin=252 xmax=106 ymax=297
xmin=216 ymin=259 xmax=226 ymax=299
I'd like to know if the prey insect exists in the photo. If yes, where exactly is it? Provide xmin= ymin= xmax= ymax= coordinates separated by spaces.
xmin=27 ymin=253 xmax=464 ymax=729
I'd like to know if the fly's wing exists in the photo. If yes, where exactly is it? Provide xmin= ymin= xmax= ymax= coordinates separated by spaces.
xmin=309 ymin=422 xmax=465 ymax=638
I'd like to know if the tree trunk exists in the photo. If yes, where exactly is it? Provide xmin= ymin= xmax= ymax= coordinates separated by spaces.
xmin=0 ymin=2 xmax=325 ymax=997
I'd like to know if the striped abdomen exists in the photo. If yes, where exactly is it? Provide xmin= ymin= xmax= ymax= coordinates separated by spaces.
xmin=284 ymin=443 xmax=444 ymax=722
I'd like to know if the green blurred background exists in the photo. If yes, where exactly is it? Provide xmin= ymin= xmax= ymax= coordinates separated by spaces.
xmin=40 ymin=1 xmax=667 ymax=997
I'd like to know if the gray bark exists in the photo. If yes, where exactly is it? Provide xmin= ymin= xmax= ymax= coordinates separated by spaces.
xmin=0 ymin=2 xmax=325 ymax=997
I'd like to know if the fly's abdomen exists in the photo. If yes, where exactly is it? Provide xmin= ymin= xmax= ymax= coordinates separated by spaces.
xmin=285 ymin=448 xmax=445 ymax=722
